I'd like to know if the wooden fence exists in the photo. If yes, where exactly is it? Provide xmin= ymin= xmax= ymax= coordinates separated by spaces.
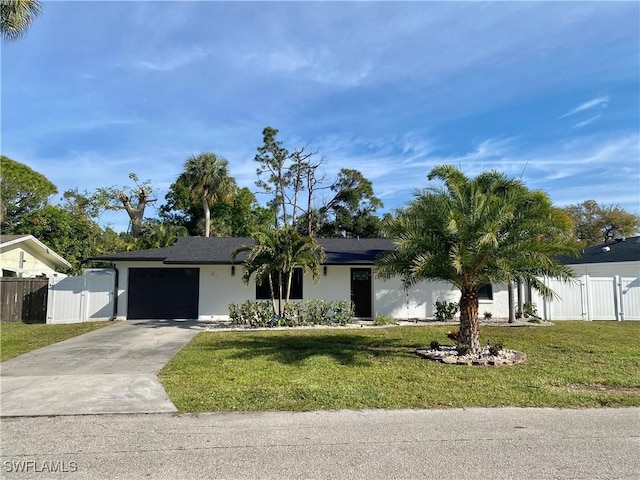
xmin=1 ymin=278 xmax=49 ymax=323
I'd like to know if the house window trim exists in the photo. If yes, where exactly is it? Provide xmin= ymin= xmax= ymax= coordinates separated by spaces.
xmin=478 ymin=284 xmax=493 ymax=302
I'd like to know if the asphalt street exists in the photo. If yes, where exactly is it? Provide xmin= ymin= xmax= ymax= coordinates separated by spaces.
xmin=1 ymin=407 xmax=638 ymax=480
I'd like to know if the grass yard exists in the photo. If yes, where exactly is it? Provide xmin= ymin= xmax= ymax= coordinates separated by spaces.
xmin=0 ymin=321 xmax=113 ymax=362
xmin=160 ymin=321 xmax=640 ymax=412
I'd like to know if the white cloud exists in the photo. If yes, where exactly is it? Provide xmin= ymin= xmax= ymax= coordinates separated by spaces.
xmin=237 ymin=44 xmax=373 ymax=87
xmin=572 ymin=114 xmax=602 ymax=129
xmin=131 ymin=46 xmax=210 ymax=72
xmin=559 ymin=96 xmax=609 ymax=119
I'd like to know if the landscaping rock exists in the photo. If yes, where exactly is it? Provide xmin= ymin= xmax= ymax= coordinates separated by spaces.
xmin=414 ymin=346 xmax=527 ymax=367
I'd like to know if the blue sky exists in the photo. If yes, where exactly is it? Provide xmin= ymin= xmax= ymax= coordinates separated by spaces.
xmin=2 ymin=1 xmax=639 ymax=232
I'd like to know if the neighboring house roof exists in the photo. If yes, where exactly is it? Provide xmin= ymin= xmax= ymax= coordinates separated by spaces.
xmin=557 ymin=236 xmax=640 ymax=265
xmin=91 ymin=237 xmax=398 ymax=265
xmin=0 ymin=234 xmax=72 ymax=270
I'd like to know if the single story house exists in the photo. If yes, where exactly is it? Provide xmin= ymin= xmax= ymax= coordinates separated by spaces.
xmin=1 ymin=234 xmax=71 ymax=278
xmin=91 ymin=237 xmax=511 ymax=321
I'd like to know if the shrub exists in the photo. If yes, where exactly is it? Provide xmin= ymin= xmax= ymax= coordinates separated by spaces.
xmin=429 ymin=340 xmax=440 ymax=350
xmin=488 ymin=341 xmax=503 ymax=356
xmin=434 ymin=301 xmax=459 ymax=322
xmin=456 ymin=343 xmax=470 ymax=356
xmin=227 ymin=300 xmax=274 ymax=327
xmin=228 ymin=299 xmax=355 ymax=327
xmin=523 ymin=302 xmax=539 ymax=319
xmin=302 ymin=299 xmax=330 ymax=325
xmin=332 ymin=300 xmax=354 ymax=325
xmin=373 ymin=314 xmax=398 ymax=325
xmin=483 ymin=311 xmax=493 ymax=319
xmin=282 ymin=302 xmax=302 ymax=326
xmin=229 ymin=302 xmax=241 ymax=325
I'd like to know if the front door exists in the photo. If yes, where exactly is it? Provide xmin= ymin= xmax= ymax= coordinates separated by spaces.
xmin=351 ymin=268 xmax=372 ymax=318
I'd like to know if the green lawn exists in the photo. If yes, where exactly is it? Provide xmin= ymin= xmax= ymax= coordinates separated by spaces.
xmin=160 ymin=321 xmax=640 ymax=412
xmin=0 ymin=321 xmax=113 ymax=362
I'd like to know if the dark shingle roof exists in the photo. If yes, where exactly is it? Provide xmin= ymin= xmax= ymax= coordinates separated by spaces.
xmin=91 ymin=235 xmax=640 ymax=267
xmin=318 ymin=238 xmax=396 ymax=264
xmin=557 ymin=236 xmax=640 ymax=265
xmin=91 ymin=237 xmax=398 ymax=265
xmin=163 ymin=237 xmax=254 ymax=264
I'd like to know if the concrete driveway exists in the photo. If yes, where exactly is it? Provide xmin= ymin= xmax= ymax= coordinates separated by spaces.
xmin=0 ymin=320 xmax=201 ymax=417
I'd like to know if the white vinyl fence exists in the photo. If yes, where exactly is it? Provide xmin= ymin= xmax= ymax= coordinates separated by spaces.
xmin=540 ymin=275 xmax=640 ymax=321
xmin=46 ymin=269 xmax=116 ymax=324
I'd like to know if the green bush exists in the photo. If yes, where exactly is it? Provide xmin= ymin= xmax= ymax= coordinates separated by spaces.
xmin=282 ymin=302 xmax=302 ymax=326
xmin=456 ymin=343 xmax=470 ymax=356
xmin=332 ymin=300 xmax=355 ymax=325
xmin=434 ymin=300 xmax=459 ymax=322
xmin=488 ymin=341 xmax=503 ymax=356
xmin=523 ymin=302 xmax=540 ymax=321
xmin=373 ymin=314 xmax=398 ymax=326
xmin=228 ymin=302 xmax=240 ymax=324
xmin=228 ymin=300 xmax=274 ymax=327
xmin=228 ymin=300 xmax=355 ymax=327
xmin=302 ymin=299 xmax=330 ymax=325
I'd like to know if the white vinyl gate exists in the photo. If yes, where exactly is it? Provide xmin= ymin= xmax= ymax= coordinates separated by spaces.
xmin=542 ymin=275 xmax=640 ymax=321
xmin=46 ymin=269 xmax=116 ymax=324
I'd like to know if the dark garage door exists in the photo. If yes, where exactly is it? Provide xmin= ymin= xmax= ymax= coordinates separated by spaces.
xmin=127 ymin=268 xmax=199 ymax=320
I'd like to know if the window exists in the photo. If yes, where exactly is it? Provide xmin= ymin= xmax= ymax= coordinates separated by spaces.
xmin=256 ymin=268 xmax=303 ymax=300
xmin=478 ymin=284 xmax=493 ymax=301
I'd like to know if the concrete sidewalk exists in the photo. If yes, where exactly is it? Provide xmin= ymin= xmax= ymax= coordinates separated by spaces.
xmin=0 ymin=320 xmax=201 ymax=417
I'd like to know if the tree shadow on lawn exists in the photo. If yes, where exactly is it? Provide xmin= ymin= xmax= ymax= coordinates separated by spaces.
xmin=199 ymin=332 xmax=419 ymax=366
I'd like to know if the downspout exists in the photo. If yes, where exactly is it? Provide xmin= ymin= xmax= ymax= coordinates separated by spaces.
xmin=111 ymin=263 xmax=119 ymax=321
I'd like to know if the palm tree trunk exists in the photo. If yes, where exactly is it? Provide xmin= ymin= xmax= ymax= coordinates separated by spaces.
xmin=517 ymin=279 xmax=523 ymax=316
xmin=277 ymin=271 xmax=283 ymax=316
xmin=268 ymin=275 xmax=277 ymax=315
xmin=202 ymin=192 xmax=211 ymax=237
xmin=286 ymin=269 xmax=293 ymax=304
xmin=508 ymin=280 xmax=515 ymax=324
xmin=459 ymin=289 xmax=481 ymax=353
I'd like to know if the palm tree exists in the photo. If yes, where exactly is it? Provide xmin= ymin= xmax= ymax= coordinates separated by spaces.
xmin=1 ymin=0 xmax=41 ymax=42
xmin=376 ymin=165 xmax=577 ymax=353
xmin=180 ymin=153 xmax=234 ymax=237
xmin=232 ymin=227 xmax=325 ymax=316
xmin=136 ymin=221 xmax=188 ymax=249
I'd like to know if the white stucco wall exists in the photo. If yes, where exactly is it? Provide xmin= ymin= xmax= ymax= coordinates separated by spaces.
xmin=303 ymin=265 xmax=352 ymax=303
xmin=199 ymin=265 xmax=256 ymax=319
xmin=374 ymin=277 xmax=511 ymax=320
